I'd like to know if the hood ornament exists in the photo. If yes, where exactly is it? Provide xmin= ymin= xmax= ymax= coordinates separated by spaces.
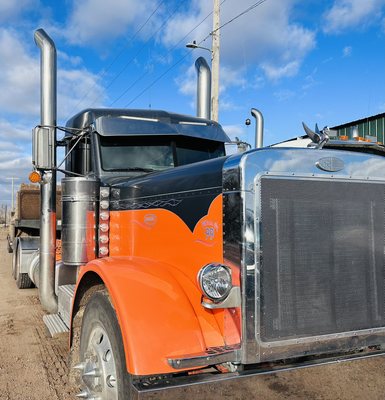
xmin=302 ymin=122 xmax=330 ymax=149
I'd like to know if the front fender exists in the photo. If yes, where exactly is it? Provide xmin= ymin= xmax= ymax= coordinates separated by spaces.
xmin=75 ymin=256 xmax=222 ymax=375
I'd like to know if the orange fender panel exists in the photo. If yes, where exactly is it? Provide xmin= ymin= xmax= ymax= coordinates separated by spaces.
xmin=74 ymin=194 xmax=241 ymax=375
xmin=77 ymin=257 xmax=209 ymax=375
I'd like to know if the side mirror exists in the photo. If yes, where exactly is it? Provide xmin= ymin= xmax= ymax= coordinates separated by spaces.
xmin=32 ymin=126 xmax=56 ymax=169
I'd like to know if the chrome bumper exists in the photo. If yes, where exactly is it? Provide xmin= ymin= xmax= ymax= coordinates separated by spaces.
xmin=131 ymin=350 xmax=385 ymax=399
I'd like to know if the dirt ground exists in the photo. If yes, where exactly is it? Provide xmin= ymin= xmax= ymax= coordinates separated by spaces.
xmin=1 ymin=226 xmax=385 ymax=400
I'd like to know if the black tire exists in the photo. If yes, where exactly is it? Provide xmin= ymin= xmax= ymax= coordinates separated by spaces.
xmin=7 ymin=224 xmax=15 ymax=254
xmin=11 ymin=240 xmax=17 ymax=280
xmin=14 ymin=242 xmax=34 ymax=289
xmin=79 ymin=290 xmax=132 ymax=399
xmin=7 ymin=234 xmax=13 ymax=254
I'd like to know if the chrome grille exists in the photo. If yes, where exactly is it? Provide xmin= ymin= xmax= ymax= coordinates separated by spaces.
xmin=260 ymin=177 xmax=385 ymax=342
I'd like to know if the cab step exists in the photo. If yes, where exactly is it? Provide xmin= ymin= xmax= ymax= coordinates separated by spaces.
xmin=43 ymin=313 xmax=69 ymax=337
xmin=58 ymin=284 xmax=75 ymax=328
xmin=43 ymin=284 xmax=75 ymax=337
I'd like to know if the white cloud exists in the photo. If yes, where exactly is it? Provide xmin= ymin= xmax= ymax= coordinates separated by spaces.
xmin=57 ymin=50 xmax=83 ymax=67
xmin=171 ymin=1 xmax=316 ymax=113
xmin=0 ymin=0 xmax=38 ymax=23
xmin=162 ymin=0 xmax=315 ymax=82
xmin=0 ymin=29 xmax=40 ymax=116
xmin=260 ymin=60 xmax=300 ymax=81
xmin=63 ymin=0 xmax=158 ymax=45
xmin=222 ymin=124 xmax=247 ymax=141
xmin=323 ymin=0 xmax=385 ymax=33
xmin=176 ymin=65 xmax=196 ymax=97
xmin=302 ymin=68 xmax=319 ymax=92
xmin=274 ymin=89 xmax=296 ymax=102
xmin=220 ymin=99 xmax=240 ymax=112
xmin=0 ymin=119 xmax=31 ymax=141
xmin=220 ymin=66 xmax=247 ymax=92
xmin=343 ymin=46 xmax=353 ymax=57
xmin=0 ymin=155 xmax=32 ymax=183
xmin=0 ymin=28 xmax=108 ymax=187
xmin=0 ymin=28 xmax=106 ymax=121
xmin=57 ymin=68 xmax=106 ymax=120
xmin=161 ymin=1 xmax=212 ymax=47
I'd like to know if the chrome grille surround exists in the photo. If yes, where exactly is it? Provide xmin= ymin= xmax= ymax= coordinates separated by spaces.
xmin=223 ymin=147 xmax=385 ymax=364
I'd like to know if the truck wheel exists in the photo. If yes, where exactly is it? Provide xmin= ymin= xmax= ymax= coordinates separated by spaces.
xmin=79 ymin=290 xmax=132 ymax=399
xmin=11 ymin=239 xmax=18 ymax=279
xmin=14 ymin=242 xmax=34 ymax=289
xmin=7 ymin=234 xmax=13 ymax=254
xmin=7 ymin=223 xmax=15 ymax=254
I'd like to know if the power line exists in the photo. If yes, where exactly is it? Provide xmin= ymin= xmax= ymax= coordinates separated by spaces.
xmin=111 ymin=2 xmax=221 ymax=107
xmin=167 ymin=0 xmax=227 ymax=54
xmin=110 ymin=70 xmax=149 ymax=106
xmin=103 ymin=0 xmax=166 ymax=71
xmin=203 ymin=0 xmax=268 ymax=43
xmin=124 ymin=51 xmax=192 ymax=107
xmin=65 ymin=0 xmax=166 ymax=119
xmin=218 ymin=0 xmax=268 ymax=32
xmin=108 ymin=2 xmax=185 ymax=107
xmin=121 ymin=0 xmax=227 ymax=108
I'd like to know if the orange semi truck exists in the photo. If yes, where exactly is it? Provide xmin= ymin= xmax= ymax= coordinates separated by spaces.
xmin=13 ymin=28 xmax=385 ymax=399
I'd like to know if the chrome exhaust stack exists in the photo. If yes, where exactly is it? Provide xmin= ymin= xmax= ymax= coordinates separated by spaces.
xmin=34 ymin=29 xmax=58 ymax=313
xmin=251 ymin=108 xmax=264 ymax=149
xmin=195 ymin=57 xmax=211 ymax=120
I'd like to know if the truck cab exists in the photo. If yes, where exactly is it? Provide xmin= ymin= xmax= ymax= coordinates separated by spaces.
xmin=63 ymin=109 xmax=228 ymax=182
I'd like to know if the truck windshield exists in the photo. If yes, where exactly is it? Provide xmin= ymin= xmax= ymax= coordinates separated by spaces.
xmin=99 ymin=136 xmax=225 ymax=172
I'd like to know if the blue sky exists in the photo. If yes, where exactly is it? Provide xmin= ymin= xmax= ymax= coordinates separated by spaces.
xmin=0 ymin=0 xmax=384 ymax=205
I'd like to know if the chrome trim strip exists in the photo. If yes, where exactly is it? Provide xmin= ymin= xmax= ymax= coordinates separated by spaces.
xmin=258 ymin=326 xmax=385 ymax=348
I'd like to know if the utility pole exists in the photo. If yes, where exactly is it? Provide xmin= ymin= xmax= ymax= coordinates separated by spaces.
xmin=6 ymin=177 xmax=19 ymax=213
xmin=211 ymin=0 xmax=220 ymax=122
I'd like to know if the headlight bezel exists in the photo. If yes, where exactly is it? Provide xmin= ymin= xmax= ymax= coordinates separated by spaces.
xmin=198 ymin=263 xmax=233 ymax=302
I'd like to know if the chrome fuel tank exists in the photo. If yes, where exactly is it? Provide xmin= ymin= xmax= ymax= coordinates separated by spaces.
xmin=61 ymin=177 xmax=99 ymax=265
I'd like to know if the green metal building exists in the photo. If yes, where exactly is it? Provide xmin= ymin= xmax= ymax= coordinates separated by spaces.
xmin=331 ymin=112 xmax=385 ymax=144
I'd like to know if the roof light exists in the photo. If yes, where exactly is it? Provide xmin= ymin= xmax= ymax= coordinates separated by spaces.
xmin=119 ymin=116 xmax=159 ymax=122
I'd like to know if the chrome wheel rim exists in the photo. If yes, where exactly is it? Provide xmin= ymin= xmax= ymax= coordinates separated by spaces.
xmin=81 ymin=324 xmax=118 ymax=399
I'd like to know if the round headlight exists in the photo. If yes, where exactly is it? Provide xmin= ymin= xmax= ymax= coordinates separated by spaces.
xmin=198 ymin=264 xmax=232 ymax=302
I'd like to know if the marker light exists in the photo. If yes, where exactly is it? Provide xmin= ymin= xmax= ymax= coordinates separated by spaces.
xmin=99 ymin=234 xmax=109 ymax=244
xmin=98 ymin=187 xmax=110 ymax=258
xmin=100 ymin=187 xmax=110 ymax=198
xmin=99 ymin=223 xmax=109 ymax=233
xmin=99 ymin=211 xmax=110 ymax=221
xmin=29 ymin=170 xmax=41 ymax=183
xmin=198 ymin=264 xmax=232 ymax=302
xmin=99 ymin=246 xmax=109 ymax=256
xmin=100 ymin=200 xmax=109 ymax=210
